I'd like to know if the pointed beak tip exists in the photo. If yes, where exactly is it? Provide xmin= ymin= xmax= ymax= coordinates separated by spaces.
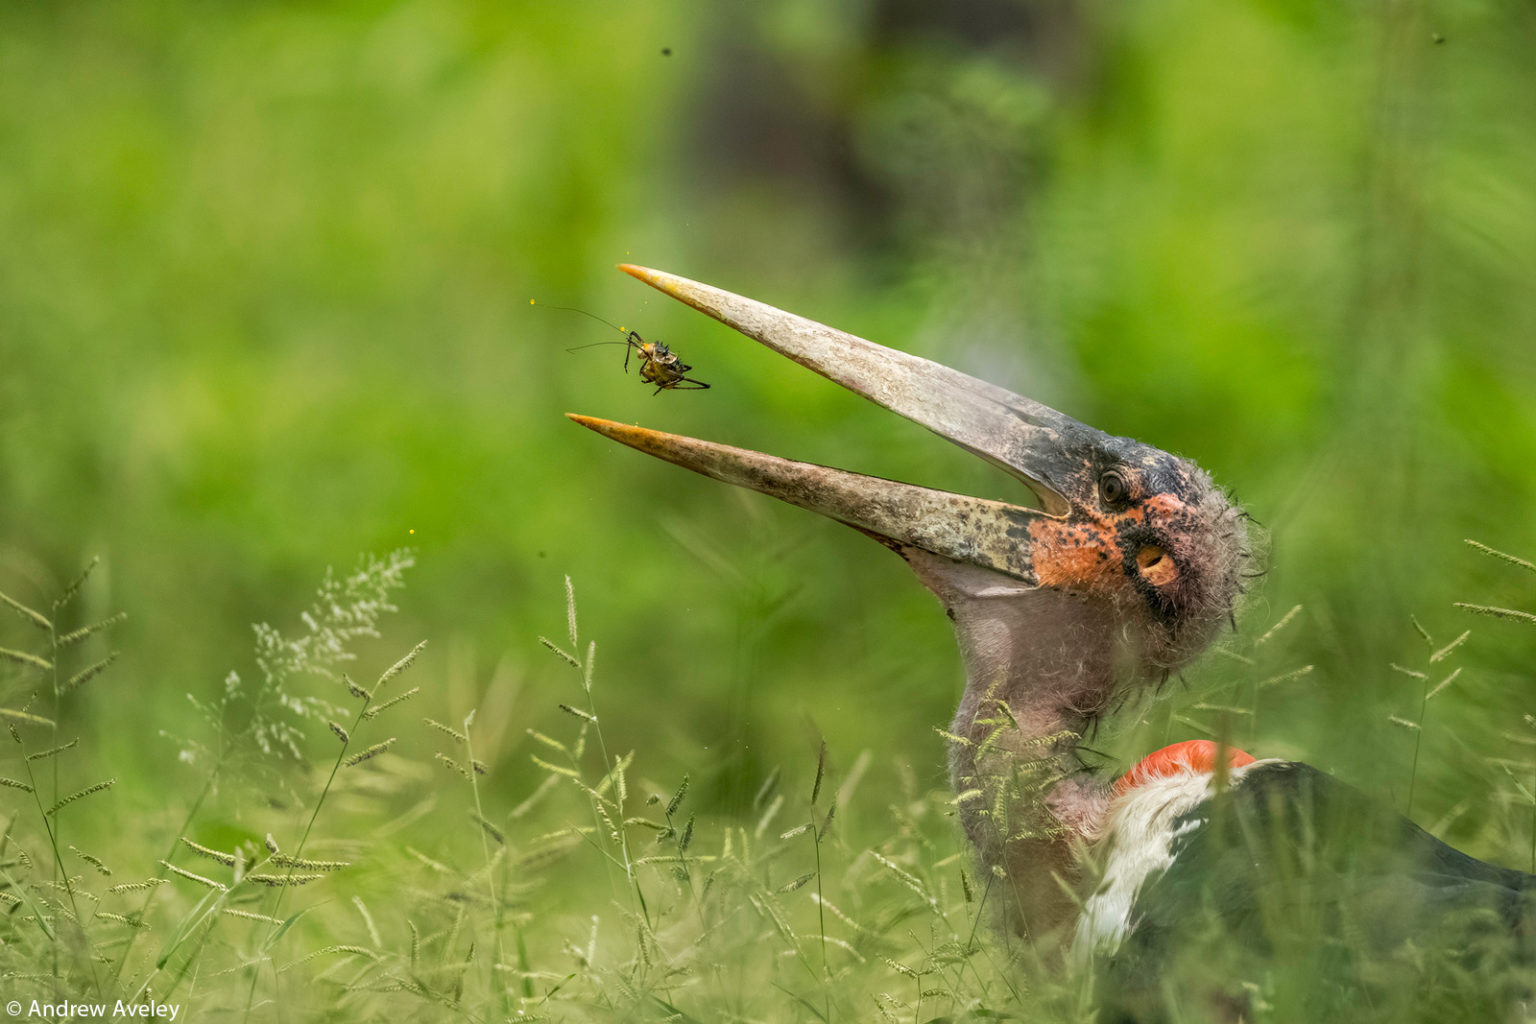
xmin=566 ymin=412 xmax=611 ymax=434
xmin=618 ymin=263 xmax=708 ymax=309
xmin=617 ymin=263 xmax=660 ymax=284
xmin=567 ymin=413 xmax=654 ymax=450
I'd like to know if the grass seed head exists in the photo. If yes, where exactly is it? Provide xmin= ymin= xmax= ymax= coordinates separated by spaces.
xmin=362 ymin=686 xmax=419 ymax=719
xmin=247 ymin=871 xmax=326 ymax=887
xmin=25 ymin=738 xmax=79 ymax=762
xmin=222 ymin=908 xmax=283 ymax=924
xmin=472 ymin=812 xmax=506 ymax=845
xmin=344 ymin=737 xmax=397 ymax=767
xmin=436 ymin=753 xmax=472 ymax=779
xmin=179 ymin=837 xmax=237 ymax=866
xmin=426 ymin=718 xmax=467 ymax=744
xmin=0 ymin=591 xmax=51 ymax=631
xmin=680 ymin=812 xmax=695 ymax=852
xmin=1466 ymin=538 xmax=1536 ymax=573
xmin=1456 ymin=602 xmax=1536 ymax=626
xmin=376 ymin=639 xmax=428 ymax=691
xmin=54 ymin=557 xmax=100 ymax=610
xmin=537 ymin=636 xmax=580 ymax=668
xmin=557 ymin=703 xmax=596 ymax=723
xmin=812 ymin=741 xmax=828 ymax=804
xmin=565 ymin=575 xmax=578 ymax=647
xmin=95 ymin=912 xmax=147 ymax=929
xmin=0 ymin=648 xmax=52 ymax=673
xmin=160 ymin=861 xmax=226 ymax=891
xmin=69 ymin=845 xmax=111 ymax=876
xmin=269 ymin=854 xmax=349 ymax=872
xmin=667 ymin=775 xmax=689 ymax=817
xmin=46 ymin=778 xmax=115 ymax=815
xmin=62 ymin=653 xmax=118 ymax=693
xmin=56 ymin=612 xmax=127 ymax=649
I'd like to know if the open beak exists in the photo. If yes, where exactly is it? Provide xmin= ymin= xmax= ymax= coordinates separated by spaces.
xmin=567 ymin=265 xmax=1109 ymax=586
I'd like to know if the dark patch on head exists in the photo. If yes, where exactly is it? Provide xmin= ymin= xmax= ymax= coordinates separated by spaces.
xmin=1024 ymin=430 xmax=1252 ymax=679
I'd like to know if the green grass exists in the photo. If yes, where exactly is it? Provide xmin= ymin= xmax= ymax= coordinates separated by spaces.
xmin=0 ymin=560 xmax=1060 ymax=1021
xmin=3 ymin=0 xmax=1536 ymax=1018
xmin=0 ymin=543 xmax=1531 ymax=1021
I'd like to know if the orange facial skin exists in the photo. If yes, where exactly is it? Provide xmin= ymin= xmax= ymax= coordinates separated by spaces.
xmin=1028 ymin=516 xmax=1125 ymax=591
xmin=1026 ymin=489 xmax=1197 ymax=597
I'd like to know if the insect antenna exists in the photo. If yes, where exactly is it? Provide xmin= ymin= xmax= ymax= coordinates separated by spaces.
xmin=565 ymin=340 xmax=633 ymax=353
xmin=537 ymin=302 xmax=645 ymax=362
xmin=537 ymin=300 xmax=632 ymax=336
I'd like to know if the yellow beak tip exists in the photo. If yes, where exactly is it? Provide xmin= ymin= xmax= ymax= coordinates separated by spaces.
xmin=617 ymin=263 xmax=670 ymax=289
xmin=567 ymin=413 xmax=643 ymax=445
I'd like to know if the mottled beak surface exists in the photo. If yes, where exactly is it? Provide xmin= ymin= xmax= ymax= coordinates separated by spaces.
xmin=565 ymin=264 xmax=1247 ymax=669
xmin=606 ymin=264 xmax=1108 ymax=519
xmin=566 ymin=413 xmax=1047 ymax=583
xmin=566 ymin=265 xmax=1122 ymax=587
xmin=568 ymin=265 xmax=1246 ymax=649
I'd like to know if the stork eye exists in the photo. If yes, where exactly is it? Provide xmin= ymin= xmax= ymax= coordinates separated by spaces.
xmin=1098 ymin=470 xmax=1129 ymax=507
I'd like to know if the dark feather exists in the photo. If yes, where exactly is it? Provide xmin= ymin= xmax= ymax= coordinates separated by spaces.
xmin=1099 ymin=763 xmax=1536 ymax=1022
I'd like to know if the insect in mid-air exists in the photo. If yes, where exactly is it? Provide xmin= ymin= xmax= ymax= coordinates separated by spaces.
xmin=537 ymin=301 xmax=710 ymax=395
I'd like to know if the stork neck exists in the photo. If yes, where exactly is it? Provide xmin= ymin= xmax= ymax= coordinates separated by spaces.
xmin=945 ymin=584 xmax=1121 ymax=806
xmin=949 ymin=598 xmax=1109 ymax=743
xmin=905 ymin=552 xmax=1122 ymax=940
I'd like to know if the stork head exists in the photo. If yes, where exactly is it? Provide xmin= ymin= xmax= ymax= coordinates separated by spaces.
xmin=570 ymin=267 xmax=1249 ymax=711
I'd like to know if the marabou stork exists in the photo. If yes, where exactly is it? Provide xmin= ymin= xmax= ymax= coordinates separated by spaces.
xmin=570 ymin=266 xmax=1536 ymax=1021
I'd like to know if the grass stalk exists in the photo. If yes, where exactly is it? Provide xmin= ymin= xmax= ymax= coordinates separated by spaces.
xmin=462 ymin=712 xmax=515 ymax=1015
xmin=239 ymin=641 xmax=426 ymax=1022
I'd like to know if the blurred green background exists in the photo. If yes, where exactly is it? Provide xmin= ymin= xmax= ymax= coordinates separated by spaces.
xmin=2 ymin=0 xmax=1535 ymax=867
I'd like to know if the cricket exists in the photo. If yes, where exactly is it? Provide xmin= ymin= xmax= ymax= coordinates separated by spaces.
xmin=539 ymin=301 xmax=710 ymax=394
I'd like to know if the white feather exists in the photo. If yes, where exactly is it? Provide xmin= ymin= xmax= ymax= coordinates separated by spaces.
xmin=1070 ymin=759 xmax=1277 ymax=964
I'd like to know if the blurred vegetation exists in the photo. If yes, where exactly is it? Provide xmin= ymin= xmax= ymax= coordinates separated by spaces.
xmin=1 ymin=0 xmax=1535 ymax=1018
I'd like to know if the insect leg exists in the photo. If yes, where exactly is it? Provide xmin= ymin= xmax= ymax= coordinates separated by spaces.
xmin=624 ymin=332 xmax=645 ymax=374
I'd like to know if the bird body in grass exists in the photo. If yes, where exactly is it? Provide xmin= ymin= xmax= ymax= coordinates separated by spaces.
xmin=570 ymin=266 xmax=1536 ymax=1021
